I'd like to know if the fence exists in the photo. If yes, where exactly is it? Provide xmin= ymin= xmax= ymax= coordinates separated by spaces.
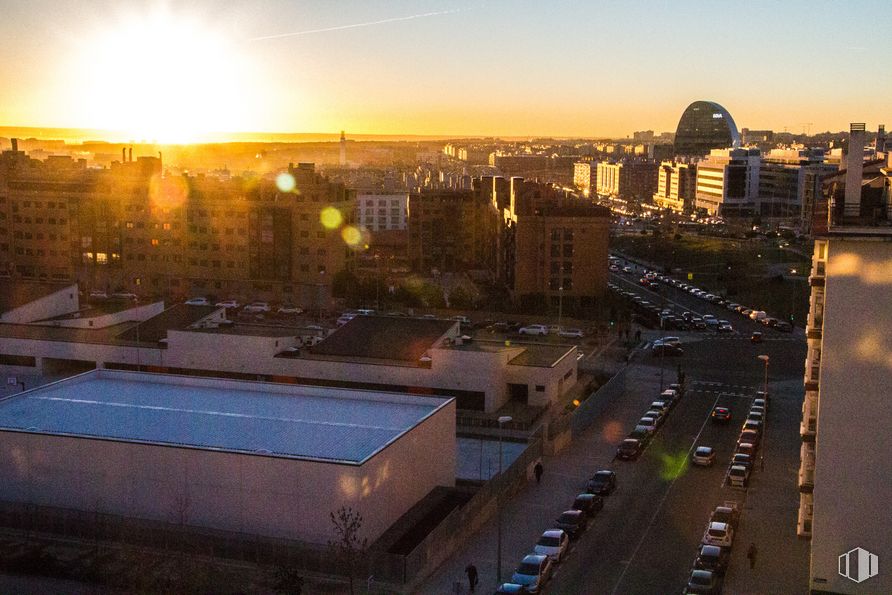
xmin=571 ymin=365 xmax=628 ymax=437
xmin=0 ymin=501 xmax=408 ymax=583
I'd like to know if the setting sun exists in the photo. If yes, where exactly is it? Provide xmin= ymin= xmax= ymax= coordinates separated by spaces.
xmin=69 ymin=8 xmax=263 ymax=143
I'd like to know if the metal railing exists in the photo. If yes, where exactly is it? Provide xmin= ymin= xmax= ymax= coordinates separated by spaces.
xmin=829 ymin=199 xmax=892 ymax=228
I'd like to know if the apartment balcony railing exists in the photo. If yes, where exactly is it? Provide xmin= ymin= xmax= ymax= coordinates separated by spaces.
xmin=797 ymin=493 xmax=813 ymax=539
xmin=799 ymin=463 xmax=815 ymax=493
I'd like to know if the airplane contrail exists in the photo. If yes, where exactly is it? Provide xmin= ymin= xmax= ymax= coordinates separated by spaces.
xmin=251 ymin=7 xmax=468 ymax=41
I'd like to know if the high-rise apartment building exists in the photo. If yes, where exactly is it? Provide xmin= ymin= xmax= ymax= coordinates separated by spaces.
xmin=406 ymin=189 xmax=491 ymax=274
xmin=356 ymin=193 xmax=408 ymax=232
xmin=798 ymin=123 xmax=892 ymax=594
xmin=572 ymin=161 xmax=597 ymax=196
xmin=652 ymin=161 xmax=698 ymax=213
xmin=694 ymin=148 xmax=761 ymax=216
xmin=595 ymin=160 xmax=658 ymax=200
xmin=0 ymin=148 xmax=355 ymax=307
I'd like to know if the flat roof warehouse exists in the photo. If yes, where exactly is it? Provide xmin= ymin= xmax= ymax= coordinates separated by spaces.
xmin=0 ymin=369 xmax=452 ymax=465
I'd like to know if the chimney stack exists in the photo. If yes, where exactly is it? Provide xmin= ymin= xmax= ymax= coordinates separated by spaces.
xmin=128 ymin=147 xmax=133 ymax=162
xmin=844 ymin=123 xmax=866 ymax=211
xmin=122 ymin=147 xmax=127 ymax=163
xmin=11 ymin=138 xmax=18 ymax=152
xmin=876 ymin=124 xmax=886 ymax=154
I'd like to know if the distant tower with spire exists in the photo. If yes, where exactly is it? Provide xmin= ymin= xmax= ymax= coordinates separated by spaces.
xmin=339 ymin=130 xmax=347 ymax=167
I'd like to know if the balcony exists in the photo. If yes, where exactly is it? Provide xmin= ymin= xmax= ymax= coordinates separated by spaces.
xmin=800 ymin=392 xmax=817 ymax=441
xmin=797 ymin=492 xmax=813 ymax=539
xmin=798 ymin=452 xmax=815 ymax=493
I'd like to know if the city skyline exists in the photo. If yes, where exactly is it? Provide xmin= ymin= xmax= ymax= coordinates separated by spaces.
xmin=0 ymin=0 xmax=890 ymax=142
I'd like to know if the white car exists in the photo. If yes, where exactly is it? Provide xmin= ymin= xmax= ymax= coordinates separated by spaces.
xmin=511 ymin=554 xmax=553 ymax=593
xmin=337 ymin=314 xmax=356 ymax=326
xmin=728 ymin=464 xmax=750 ymax=488
xmin=533 ymin=529 xmax=569 ymax=562
xmin=215 ymin=299 xmax=240 ymax=309
xmin=278 ymin=303 xmax=303 ymax=314
xmin=519 ymin=324 xmax=548 ymax=336
xmin=111 ymin=292 xmax=138 ymax=301
xmin=749 ymin=310 xmax=767 ymax=321
xmin=702 ymin=521 xmax=734 ymax=547
xmin=559 ymin=328 xmax=584 ymax=338
xmin=243 ymin=301 xmax=271 ymax=313
xmin=692 ymin=446 xmax=716 ymax=466
xmin=185 ymin=297 xmax=209 ymax=306
xmin=89 ymin=290 xmax=108 ymax=299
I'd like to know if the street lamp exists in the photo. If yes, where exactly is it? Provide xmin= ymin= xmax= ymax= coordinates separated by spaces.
xmin=757 ymin=355 xmax=769 ymax=395
xmin=496 ymin=414 xmax=512 ymax=584
xmin=557 ymin=286 xmax=564 ymax=334
xmin=757 ymin=355 xmax=769 ymax=470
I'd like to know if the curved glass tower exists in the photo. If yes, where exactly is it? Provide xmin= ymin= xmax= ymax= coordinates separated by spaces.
xmin=674 ymin=101 xmax=740 ymax=156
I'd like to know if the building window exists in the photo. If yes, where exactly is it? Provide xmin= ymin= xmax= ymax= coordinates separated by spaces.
xmin=535 ymin=385 xmax=545 ymax=392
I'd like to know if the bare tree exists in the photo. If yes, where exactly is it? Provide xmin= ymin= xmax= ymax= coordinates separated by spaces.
xmin=328 ymin=506 xmax=367 ymax=595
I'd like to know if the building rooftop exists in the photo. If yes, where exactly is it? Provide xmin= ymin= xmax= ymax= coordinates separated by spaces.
xmin=309 ymin=316 xmax=456 ymax=362
xmin=442 ymin=338 xmax=576 ymax=367
xmin=0 ymin=370 xmax=450 ymax=464
xmin=0 ymin=282 xmax=73 ymax=314
xmin=116 ymin=304 xmax=220 ymax=343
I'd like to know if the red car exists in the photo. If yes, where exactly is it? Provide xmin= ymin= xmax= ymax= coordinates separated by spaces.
xmin=711 ymin=406 xmax=732 ymax=423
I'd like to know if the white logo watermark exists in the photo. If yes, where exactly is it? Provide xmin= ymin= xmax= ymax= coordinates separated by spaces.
xmin=839 ymin=547 xmax=878 ymax=584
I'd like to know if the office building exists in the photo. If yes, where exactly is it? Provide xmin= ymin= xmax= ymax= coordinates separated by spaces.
xmin=652 ymin=161 xmax=698 ymax=213
xmin=759 ymin=148 xmax=837 ymax=220
xmin=694 ymin=148 xmax=761 ymax=216
xmin=674 ymin=100 xmax=740 ymax=156
xmin=0 ymin=369 xmax=455 ymax=545
xmin=798 ymin=123 xmax=892 ymax=594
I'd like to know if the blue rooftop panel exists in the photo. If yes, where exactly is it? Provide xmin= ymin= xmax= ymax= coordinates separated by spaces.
xmin=0 ymin=373 xmax=444 ymax=464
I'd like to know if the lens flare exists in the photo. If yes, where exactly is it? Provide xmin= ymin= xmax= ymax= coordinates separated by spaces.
xmin=276 ymin=172 xmax=296 ymax=193
xmin=148 ymin=174 xmax=189 ymax=209
xmin=320 ymin=206 xmax=343 ymax=229
xmin=341 ymin=225 xmax=362 ymax=247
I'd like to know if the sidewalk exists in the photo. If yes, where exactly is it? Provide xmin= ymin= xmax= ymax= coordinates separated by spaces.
xmin=721 ymin=378 xmax=810 ymax=594
xmin=412 ymin=364 xmax=659 ymax=594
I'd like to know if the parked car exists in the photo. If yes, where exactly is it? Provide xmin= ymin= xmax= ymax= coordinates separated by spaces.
xmin=652 ymin=342 xmax=684 ymax=356
xmin=739 ymin=430 xmax=761 ymax=447
xmin=553 ymin=510 xmax=588 ymax=540
xmin=494 ymin=583 xmax=525 ymax=594
xmin=753 ymin=397 xmax=768 ymax=411
xmin=702 ymin=521 xmax=734 ymax=547
xmin=519 ymin=324 xmax=549 ymax=336
xmin=735 ymin=442 xmax=756 ymax=458
xmin=337 ymin=314 xmax=356 ymax=326
xmin=692 ymin=446 xmax=716 ymax=466
xmin=587 ymin=470 xmax=617 ymax=495
xmin=747 ymin=411 xmax=764 ymax=423
xmin=694 ymin=544 xmax=730 ymax=575
xmin=184 ymin=297 xmax=209 ymax=306
xmin=742 ymin=420 xmax=762 ymax=434
xmin=278 ymin=303 xmax=303 ymax=314
xmin=644 ymin=409 xmax=665 ymax=426
xmin=710 ymin=503 xmax=741 ymax=528
xmin=89 ymin=290 xmax=109 ymax=300
xmin=639 ymin=415 xmax=660 ymax=429
xmin=731 ymin=453 xmax=753 ymax=470
xmin=571 ymin=493 xmax=603 ymax=517
xmin=750 ymin=331 xmax=763 ymax=343
xmin=650 ymin=401 xmax=670 ymax=415
xmin=534 ymin=529 xmax=569 ymax=562
xmin=776 ymin=320 xmax=793 ymax=332
xmin=616 ymin=438 xmax=644 ymax=460
xmin=684 ymin=569 xmax=722 ymax=594
xmin=728 ymin=464 xmax=750 ymax=488
xmin=559 ymin=328 xmax=585 ymax=338
xmin=111 ymin=292 xmax=138 ymax=301
xmin=628 ymin=426 xmax=654 ymax=444
xmin=717 ymin=320 xmax=733 ymax=333
xmin=510 ymin=554 xmax=552 ymax=593
xmin=215 ymin=299 xmax=240 ymax=309
xmin=243 ymin=301 xmax=271 ymax=313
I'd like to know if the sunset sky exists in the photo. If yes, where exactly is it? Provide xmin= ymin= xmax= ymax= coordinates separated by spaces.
xmin=0 ymin=0 xmax=889 ymax=141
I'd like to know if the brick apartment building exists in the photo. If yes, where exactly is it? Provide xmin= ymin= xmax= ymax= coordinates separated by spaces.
xmin=0 ymin=145 xmax=355 ymax=307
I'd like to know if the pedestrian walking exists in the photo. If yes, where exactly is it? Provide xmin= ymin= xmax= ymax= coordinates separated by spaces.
xmin=465 ymin=563 xmax=478 ymax=592
xmin=534 ymin=461 xmax=543 ymax=484
xmin=634 ymin=329 xmax=642 ymax=342
xmin=747 ymin=543 xmax=758 ymax=570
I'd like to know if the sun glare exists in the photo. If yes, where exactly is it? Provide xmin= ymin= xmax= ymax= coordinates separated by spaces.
xmin=71 ymin=9 xmax=263 ymax=143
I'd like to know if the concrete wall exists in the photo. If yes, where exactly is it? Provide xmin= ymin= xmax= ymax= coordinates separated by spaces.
xmin=1 ymin=284 xmax=78 ymax=323
xmin=506 ymin=349 xmax=577 ymax=408
xmin=0 ymin=396 xmax=455 ymax=545
xmin=810 ymin=238 xmax=892 ymax=594
xmin=39 ymin=301 xmax=164 ymax=329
